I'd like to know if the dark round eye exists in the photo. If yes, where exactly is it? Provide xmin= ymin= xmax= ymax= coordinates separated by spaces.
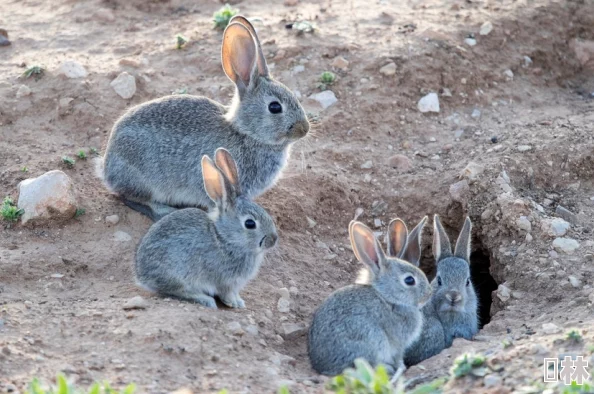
xmin=404 ymin=276 xmax=415 ymax=286
xmin=466 ymin=278 xmax=470 ymax=287
xmin=437 ymin=276 xmax=442 ymax=286
xmin=244 ymin=219 xmax=256 ymax=229
xmin=268 ymin=101 xmax=282 ymax=114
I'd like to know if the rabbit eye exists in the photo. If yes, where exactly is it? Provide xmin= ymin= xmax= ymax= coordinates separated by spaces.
xmin=244 ymin=219 xmax=257 ymax=229
xmin=404 ymin=276 xmax=415 ymax=286
xmin=437 ymin=276 xmax=442 ymax=286
xmin=466 ymin=278 xmax=470 ymax=287
xmin=268 ymin=101 xmax=282 ymax=114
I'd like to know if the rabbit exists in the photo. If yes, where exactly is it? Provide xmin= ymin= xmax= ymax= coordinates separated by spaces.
xmin=403 ymin=215 xmax=479 ymax=366
xmin=97 ymin=15 xmax=310 ymax=221
xmin=308 ymin=219 xmax=432 ymax=381
xmin=134 ymin=148 xmax=278 ymax=309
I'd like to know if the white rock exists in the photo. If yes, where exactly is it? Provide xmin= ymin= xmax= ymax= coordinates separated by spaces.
xmin=110 ymin=72 xmax=136 ymax=99
xmin=379 ymin=62 xmax=397 ymax=76
xmin=292 ymin=65 xmax=305 ymax=74
xmin=471 ymin=108 xmax=481 ymax=118
xmin=16 ymin=85 xmax=31 ymax=98
xmin=516 ymin=216 xmax=532 ymax=232
xmin=549 ymin=218 xmax=570 ymax=237
xmin=479 ymin=21 xmax=493 ymax=36
xmin=105 ymin=214 xmax=120 ymax=225
xmin=123 ymin=296 xmax=148 ymax=310
xmin=245 ymin=324 xmax=259 ymax=336
xmin=459 ymin=162 xmax=484 ymax=182
xmin=360 ymin=160 xmax=373 ymax=169
xmin=281 ymin=323 xmax=307 ymax=339
xmin=542 ymin=322 xmax=560 ymax=334
xmin=552 ymin=238 xmax=579 ymax=254
xmin=464 ymin=38 xmax=477 ymax=46
xmin=504 ymin=69 xmax=514 ymax=79
xmin=418 ymin=93 xmax=440 ymax=113
xmin=496 ymin=284 xmax=511 ymax=302
xmin=309 ymin=90 xmax=337 ymax=110
xmin=306 ymin=216 xmax=317 ymax=228
xmin=525 ymin=233 xmax=533 ymax=243
xmin=568 ymin=276 xmax=581 ymax=288
xmin=517 ymin=145 xmax=532 ymax=152
xmin=58 ymin=60 xmax=88 ymax=79
xmin=523 ymin=56 xmax=533 ymax=67
xmin=113 ymin=231 xmax=132 ymax=242
xmin=17 ymin=170 xmax=77 ymax=224
xmin=226 ymin=321 xmax=244 ymax=336
xmin=373 ymin=218 xmax=382 ymax=228
xmin=450 ymin=180 xmax=470 ymax=204
xmin=278 ymin=288 xmax=290 ymax=300
xmin=483 ymin=374 xmax=501 ymax=388
xmin=277 ymin=297 xmax=290 ymax=313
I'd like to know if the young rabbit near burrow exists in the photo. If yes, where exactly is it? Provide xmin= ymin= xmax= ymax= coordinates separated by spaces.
xmin=134 ymin=148 xmax=278 ymax=309
xmin=403 ymin=215 xmax=479 ymax=366
xmin=308 ymin=219 xmax=432 ymax=381
xmin=98 ymin=15 xmax=310 ymax=221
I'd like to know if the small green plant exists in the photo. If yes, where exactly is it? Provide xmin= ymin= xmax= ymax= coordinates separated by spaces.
xmin=566 ymin=329 xmax=583 ymax=343
xmin=75 ymin=208 xmax=86 ymax=218
xmin=502 ymin=338 xmax=513 ymax=349
xmin=22 ymin=65 xmax=45 ymax=80
xmin=28 ymin=374 xmax=136 ymax=394
xmin=409 ymin=377 xmax=448 ymax=394
xmin=175 ymin=34 xmax=188 ymax=49
xmin=277 ymin=387 xmax=290 ymax=394
xmin=561 ymin=380 xmax=594 ymax=394
xmin=173 ymin=87 xmax=188 ymax=95
xmin=327 ymin=358 xmax=394 ymax=393
xmin=450 ymin=353 xmax=487 ymax=378
xmin=90 ymin=147 xmax=98 ymax=155
xmin=77 ymin=150 xmax=87 ymax=160
xmin=587 ymin=344 xmax=594 ymax=354
xmin=1 ymin=197 xmax=24 ymax=222
xmin=62 ymin=156 xmax=75 ymax=167
xmin=292 ymin=20 xmax=316 ymax=34
xmin=213 ymin=4 xmax=239 ymax=30
xmin=321 ymin=71 xmax=336 ymax=84
xmin=22 ymin=166 xmax=29 ymax=172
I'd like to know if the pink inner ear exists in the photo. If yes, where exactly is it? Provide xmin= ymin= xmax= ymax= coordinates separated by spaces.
xmin=231 ymin=34 xmax=256 ymax=86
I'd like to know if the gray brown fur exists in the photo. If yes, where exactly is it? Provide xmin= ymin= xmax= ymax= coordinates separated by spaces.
xmin=134 ymin=148 xmax=278 ymax=309
xmin=308 ymin=220 xmax=431 ymax=376
xmin=98 ymin=15 xmax=309 ymax=221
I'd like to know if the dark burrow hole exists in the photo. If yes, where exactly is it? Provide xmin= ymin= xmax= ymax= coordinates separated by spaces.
xmin=470 ymin=247 xmax=499 ymax=328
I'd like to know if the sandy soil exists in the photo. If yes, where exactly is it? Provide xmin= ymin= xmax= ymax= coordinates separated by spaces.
xmin=1 ymin=0 xmax=594 ymax=393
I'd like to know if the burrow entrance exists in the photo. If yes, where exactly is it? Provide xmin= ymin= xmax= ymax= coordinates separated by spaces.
xmin=470 ymin=247 xmax=499 ymax=328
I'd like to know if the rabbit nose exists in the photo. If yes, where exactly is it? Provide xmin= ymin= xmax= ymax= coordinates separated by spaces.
xmin=290 ymin=120 xmax=309 ymax=137
xmin=260 ymin=233 xmax=278 ymax=249
xmin=446 ymin=291 xmax=461 ymax=305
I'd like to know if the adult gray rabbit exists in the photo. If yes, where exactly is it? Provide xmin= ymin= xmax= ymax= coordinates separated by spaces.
xmin=308 ymin=219 xmax=431 ymax=381
xmin=403 ymin=215 xmax=479 ymax=366
xmin=134 ymin=148 xmax=278 ymax=309
xmin=98 ymin=15 xmax=309 ymax=221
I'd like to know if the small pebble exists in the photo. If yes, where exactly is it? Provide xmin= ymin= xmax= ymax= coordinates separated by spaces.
xmin=123 ymin=296 xmax=148 ymax=310
xmin=379 ymin=62 xmax=396 ymax=76
xmin=105 ymin=215 xmax=120 ymax=225
xmin=491 ymin=136 xmax=498 ymax=143
xmin=360 ymin=160 xmax=373 ymax=169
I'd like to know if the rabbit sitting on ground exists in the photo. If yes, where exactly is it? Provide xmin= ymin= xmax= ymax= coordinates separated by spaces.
xmin=308 ymin=219 xmax=431 ymax=381
xmin=98 ymin=15 xmax=309 ymax=221
xmin=403 ymin=215 xmax=479 ymax=366
xmin=134 ymin=148 xmax=278 ymax=309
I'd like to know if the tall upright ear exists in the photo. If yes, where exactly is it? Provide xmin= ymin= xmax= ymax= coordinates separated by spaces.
xmin=349 ymin=221 xmax=385 ymax=275
xmin=386 ymin=219 xmax=408 ymax=258
xmin=433 ymin=215 xmax=452 ymax=262
xmin=221 ymin=22 xmax=257 ymax=94
xmin=403 ymin=216 xmax=427 ymax=267
xmin=214 ymin=148 xmax=241 ymax=194
xmin=454 ymin=216 xmax=473 ymax=262
xmin=202 ymin=155 xmax=227 ymax=208
xmin=227 ymin=15 xmax=269 ymax=77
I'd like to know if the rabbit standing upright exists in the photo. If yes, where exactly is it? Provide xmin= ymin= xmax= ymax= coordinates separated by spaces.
xmin=98 ymin=15 xmax=310 ymax=221
xmin=308 ymin=219 xmax=431 ymax=381
xmin=134 ymin=148 xmax=278 ymax=309
xmin=403 ymin=215 xmax=479 ymax=366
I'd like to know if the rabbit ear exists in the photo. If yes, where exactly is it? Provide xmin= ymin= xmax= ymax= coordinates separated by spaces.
xmin=227 ymin=15 xmax=269 ymax=77
xmin=454 ymin=216 xmax=473 ymax=262
xmin=386 ymin=219 xmax=408 ymax=258
xmin=349 ymin=221 xmax=385 ymax=275
xmin=221 ymin=22 xmax=257 ymax=94
xmin=433 ymin=215 xmax=452 ymax=262
xmin=201 ymin=155 xmax=229 ymax=208
xmin=402 ymin=216 xmax=428 ymax=267
xmin=214 ymin=148 xmax=241 ymax=194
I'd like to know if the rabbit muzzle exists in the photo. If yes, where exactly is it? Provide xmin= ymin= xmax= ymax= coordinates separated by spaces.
xmin=260 ymin=233 xmax=278 ymax=250
xmin=441 ymin=291 xmax=463 ymax=311
xmin=288 ymin=120 xmax=310 ymax=139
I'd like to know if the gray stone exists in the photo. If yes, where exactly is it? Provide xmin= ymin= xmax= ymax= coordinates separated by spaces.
xmin=105 ymin=214 xmax=120 ymax=225
xmin=497 ymin=284 xmax=511 ymax=302
xmin=387 ymin=154 xmax=412 ymax=172
xmin=555 ymin=206 xmax=577 ymax=224
xmin=123 ymin=296 xmax=148 ymax=310
xmin=309 ymin=90 xmax=337 ymax=109
xmin=516 ymin=216 xmax=532 ymax=232
xmin=281 ymin=323 xmax=307 ymax=339
xmin=58 ymin=60 xmax=88 ymax=79
xmin=542 ymin=323 xmax=560 ymax=334
xmin=379 ymin=62 xmax=396 ymax=76
xmin=552 ymin=238 xmax=579 ymax=254
xmin=479 ymin=21 xmax=493 ymax=36
xmin=418 ymin=93 xmax=440 ymax=113
xmin=277 ymin=297 xmax=290 ymax=313
xmin=483 ymin=374 xmax=501 ymax=388
xmin=360 ymin=160 xmax=373 ymax=169
xmin=110 ymin=72 xmax=136 ymax=99
xmin=450 ymin=180 xmax=470 ymax=204
xmin=16 ymin=84 xmax=32 ymax=98
xmin=113 ymin=231 xmax=132 ymax=242
xmin=226 ymin=321 xmax=244 ymax=336
xmin=568 ymin=276 xmax=581 ymax=288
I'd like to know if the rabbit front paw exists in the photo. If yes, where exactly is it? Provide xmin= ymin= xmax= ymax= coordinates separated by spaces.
xmin=220 ymin=294 xmax=246 ymax=309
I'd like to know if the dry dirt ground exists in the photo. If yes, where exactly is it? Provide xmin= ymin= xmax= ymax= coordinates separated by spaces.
xmin=1 ymin=0 xmax=594 ymax=393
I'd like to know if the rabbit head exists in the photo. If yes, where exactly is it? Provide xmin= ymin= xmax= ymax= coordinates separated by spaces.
xmin=222 ymin=16 xmax=310 ymax=146
xmin=350 ymin=221 xmax=431 ymax=308
xmin=202 ymin=148 xmax=278 ymax=252
xmin=431 ymin=215 xmax=476 ymax=314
